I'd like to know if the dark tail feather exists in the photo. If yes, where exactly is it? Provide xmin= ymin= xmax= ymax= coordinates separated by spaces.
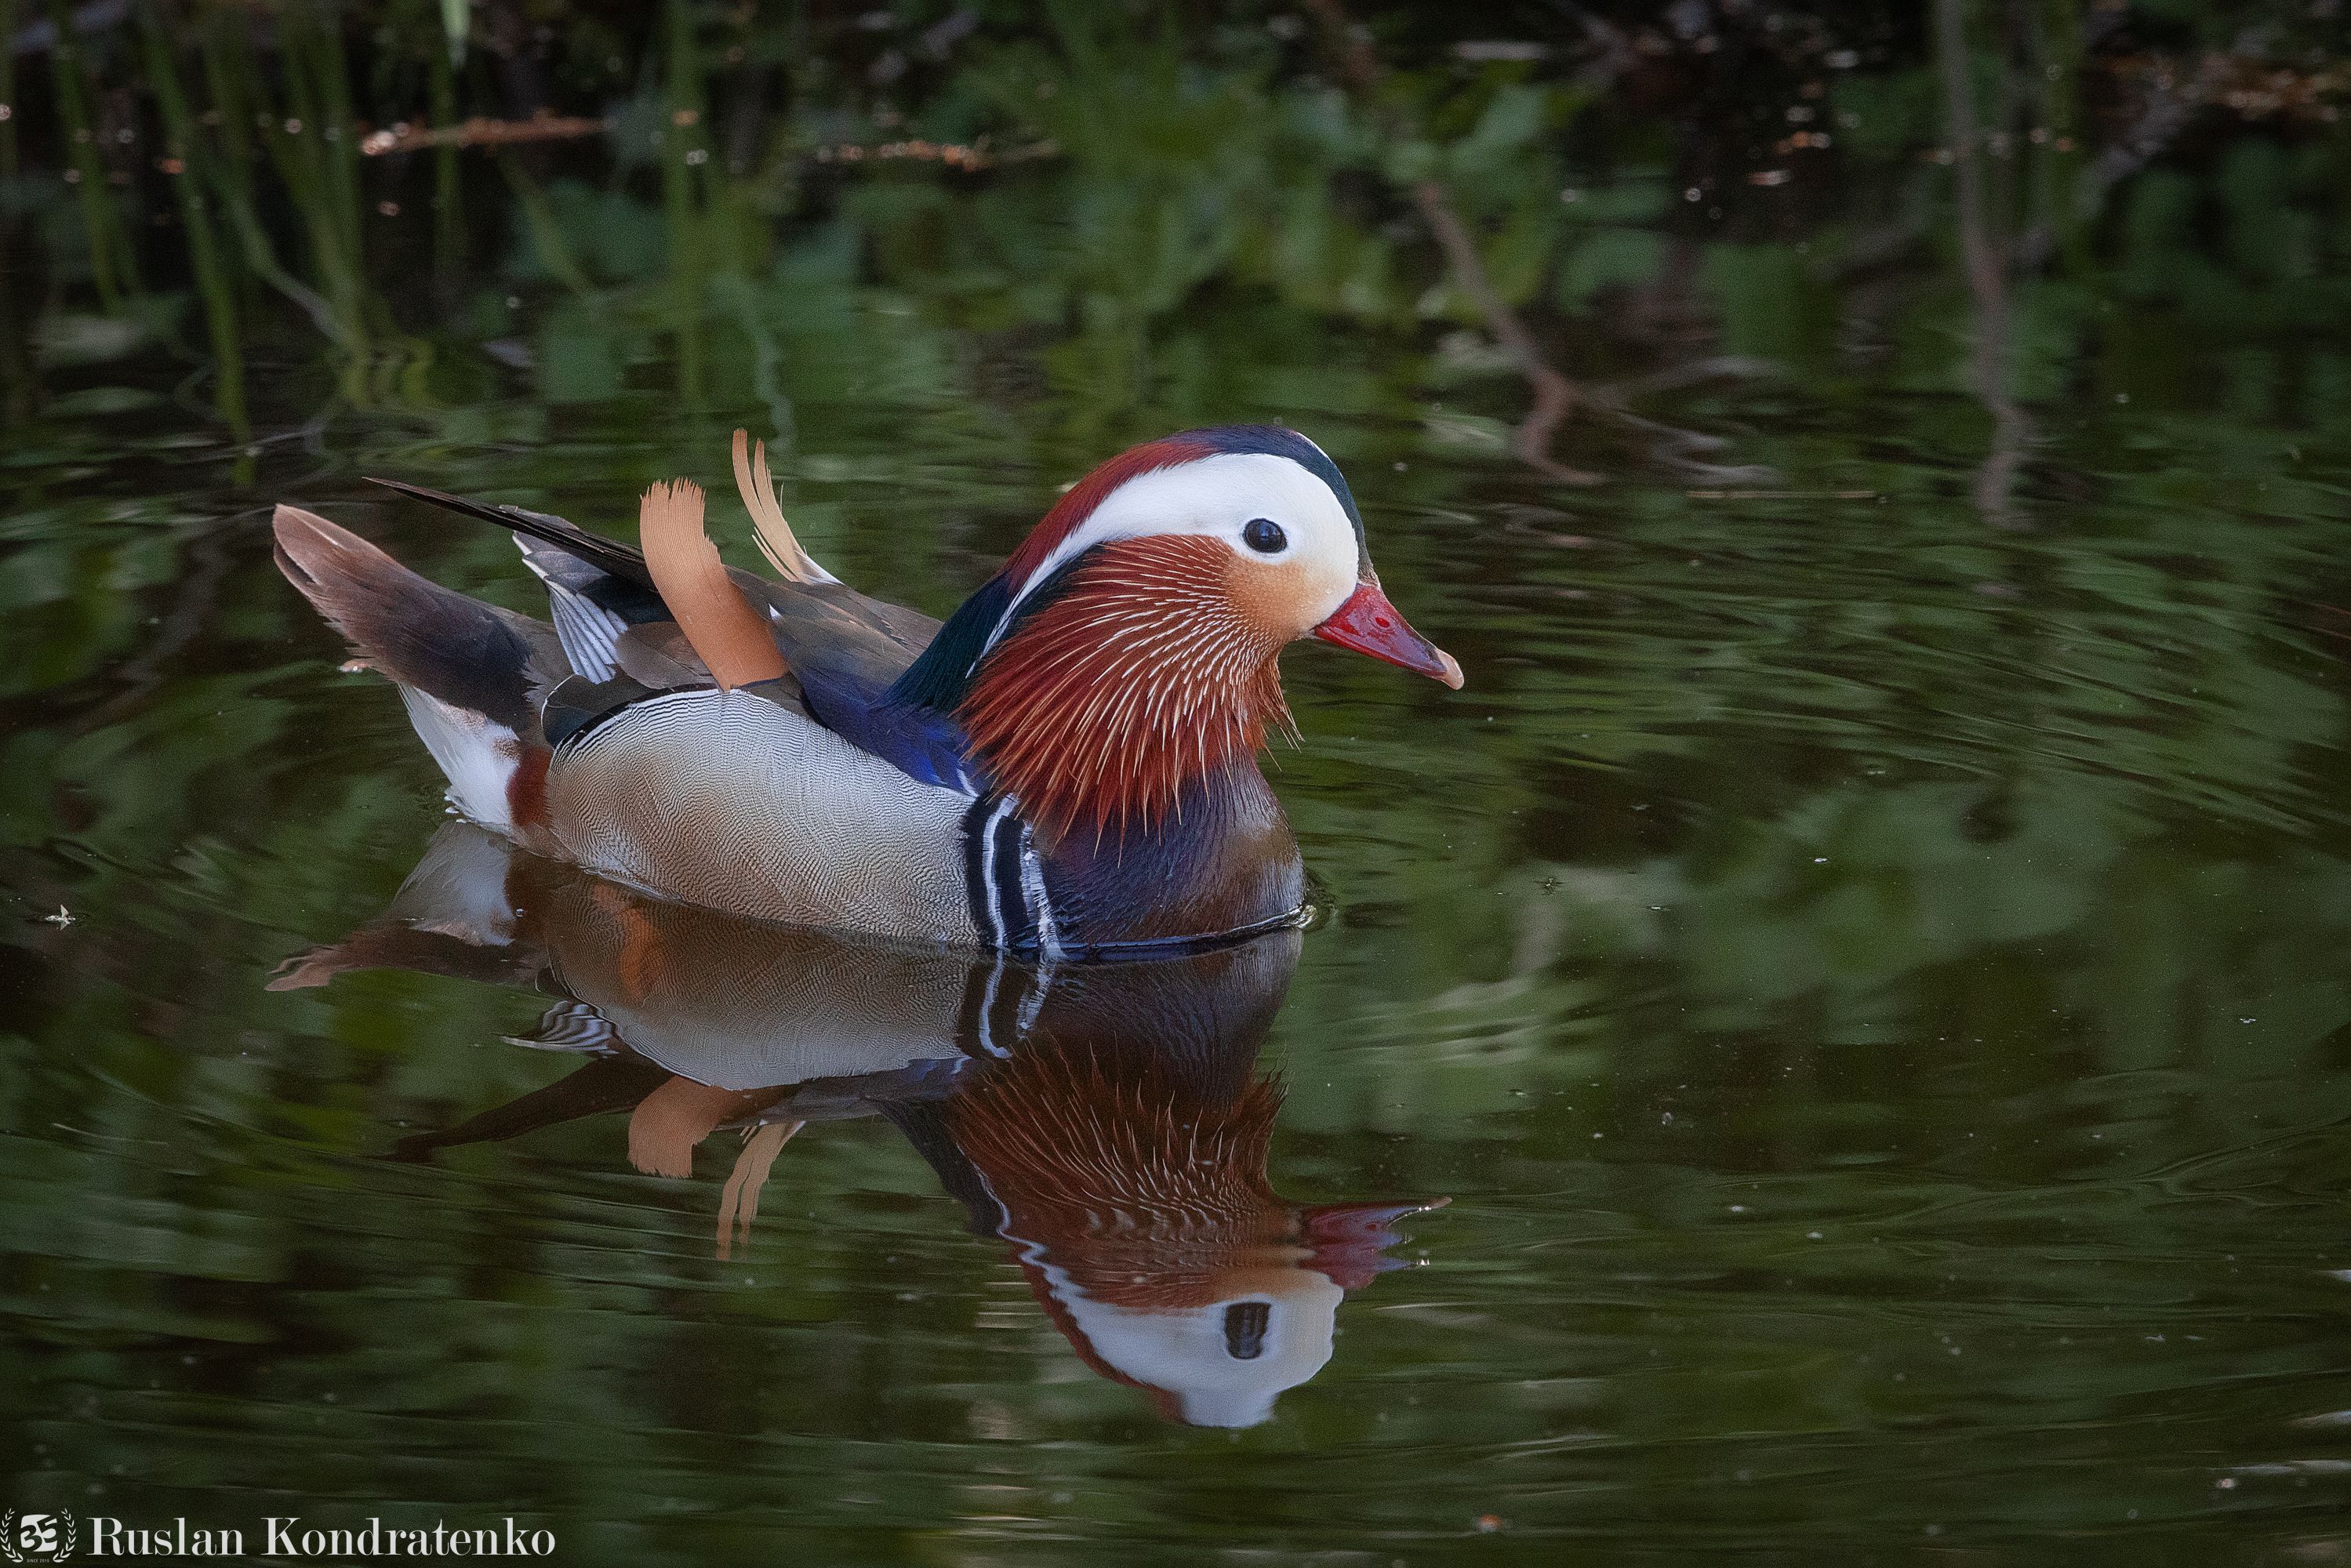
xmin=266 ymin=924 xmax=532 ymax=993
xmin=273 ymin=504 xmax=546 ymax=735
xmin=365 ymin=477 xmax=656 ymax=591
xmin=388 ymin=1056 xmax=674 ymax=1162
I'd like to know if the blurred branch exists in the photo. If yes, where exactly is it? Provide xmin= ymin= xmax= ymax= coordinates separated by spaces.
xmin=360 ymin=112 xmax=612 ymax=156
xmin=2015 ymin=48 xmax=2320 ymax=270
xmin=811 ymin=136 xmax=1055 ymax=170
xmin=357 ymin=115 xmax=1054 ymax=169
xmin=1539 ymin=0 xmax=1638 ymax=90
xmin=1303 ymin=0 xmax=1775 ymax=487
xmin=2013 ymin=76 xmax=2189 ymax=273
xmin=1302 ymin=0 xmax=1598 ymax=485
xmin=1935 ymin=0 xmax=2030 ymax=529
xmin=1408 ymin=177 xmax=1593 ymax=485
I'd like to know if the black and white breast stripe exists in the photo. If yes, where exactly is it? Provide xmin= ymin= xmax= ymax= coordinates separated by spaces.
xmin=960 ymin=794 xmax=1059 ymax=956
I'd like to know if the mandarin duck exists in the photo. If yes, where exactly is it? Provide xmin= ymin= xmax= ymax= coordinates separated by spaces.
xmin=273 ymin=427 xmax=1460 ymax=956
xmin=284 ymin=822 xmax=1439 ymax=1428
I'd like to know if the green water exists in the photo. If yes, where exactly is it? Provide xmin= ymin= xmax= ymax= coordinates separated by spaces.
xmin=6 ymin=5 xmax=2351 ymax=1563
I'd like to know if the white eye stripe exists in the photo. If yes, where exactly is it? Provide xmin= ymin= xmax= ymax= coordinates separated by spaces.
xmin=987 ymin=452 xmax=1357 ymax=653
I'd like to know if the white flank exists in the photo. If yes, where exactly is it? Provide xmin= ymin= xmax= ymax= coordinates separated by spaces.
xmin=398 ymin=685 xmax=520 ymax=832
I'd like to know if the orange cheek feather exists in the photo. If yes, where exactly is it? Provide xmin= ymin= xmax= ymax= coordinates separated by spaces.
xmin=1223 ymin=554 xmax=1326 ymax=644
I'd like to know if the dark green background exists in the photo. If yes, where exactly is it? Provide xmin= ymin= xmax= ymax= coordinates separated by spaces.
xmin=5 ymin=2 xmax=2350 ymax=1562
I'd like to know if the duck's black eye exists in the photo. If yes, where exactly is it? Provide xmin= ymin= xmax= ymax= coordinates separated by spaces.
xmin=1241 ymin=517 xmax=1286 ymax=554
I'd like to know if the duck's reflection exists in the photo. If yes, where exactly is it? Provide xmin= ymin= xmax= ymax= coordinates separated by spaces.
xmin=275 ymin=824 xmax=1440 ymax=1428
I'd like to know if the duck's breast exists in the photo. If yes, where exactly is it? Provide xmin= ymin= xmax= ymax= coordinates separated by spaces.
xmin=542 ymin=688 xmax=980 ymax=942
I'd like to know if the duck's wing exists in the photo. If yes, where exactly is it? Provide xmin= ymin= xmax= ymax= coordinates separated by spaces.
xmin=366 ymin=476 xmax=975 ymax=788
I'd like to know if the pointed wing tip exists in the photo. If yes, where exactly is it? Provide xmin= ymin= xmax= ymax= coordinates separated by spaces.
xmin=365 ymin=476 xmax=489 ymax=516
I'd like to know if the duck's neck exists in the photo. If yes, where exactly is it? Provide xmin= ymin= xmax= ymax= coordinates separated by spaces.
xmin=955 ymin=537 xmax=1294 ymax=845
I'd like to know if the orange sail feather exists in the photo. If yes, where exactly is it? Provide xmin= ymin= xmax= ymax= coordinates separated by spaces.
xmin=636 ymin=478 xmax=787 ymax=690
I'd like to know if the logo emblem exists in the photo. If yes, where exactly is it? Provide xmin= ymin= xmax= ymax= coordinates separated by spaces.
xmin=0 ymin=1509 xmax=77 ymax=1564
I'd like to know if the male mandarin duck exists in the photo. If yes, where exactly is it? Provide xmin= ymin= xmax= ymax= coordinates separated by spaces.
xmin=274 ymin=425 xmax=1461 ymax=956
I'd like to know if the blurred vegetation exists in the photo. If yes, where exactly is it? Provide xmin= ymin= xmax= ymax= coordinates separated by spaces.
xmin=0 ymin=0 xmax=2340 ymax=455
xmin=5 ymin=0 xmax=2351 ymax=1560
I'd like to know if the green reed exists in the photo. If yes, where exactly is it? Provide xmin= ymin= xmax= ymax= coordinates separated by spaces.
xmin=427 ymin=36 xmax=461 ymax=281
xmin=0 ymin=0 xmax=20 ymax=426
xmin=1 ymin=0 xmax=19 ymax=182
xmin=266 ymin=2 xmax=373 ymax=387
xmin=196 ymin=9 xmax=358 ymax=358
xmin=45 ymin=0 xmax=141 ymax=309
xmin=663 ymin=0 xmax=709 ymax=405
xmin=138 ymin=2 xmax=249 ymax=440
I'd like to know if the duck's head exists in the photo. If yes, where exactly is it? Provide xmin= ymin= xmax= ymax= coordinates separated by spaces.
xmin=895 ymin=426 xmax=1461 ymax=838
xmin=987 ymin=426 xmax=1463 ymax=688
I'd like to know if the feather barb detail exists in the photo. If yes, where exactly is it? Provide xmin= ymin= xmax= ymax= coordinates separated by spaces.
xmin=638 ymin=477 xmax=787 ymax=690
xmin=960 ymin=536 xmax=1292 ymax=843
xmin=731 ymin=428 xmax=835 ymax=585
